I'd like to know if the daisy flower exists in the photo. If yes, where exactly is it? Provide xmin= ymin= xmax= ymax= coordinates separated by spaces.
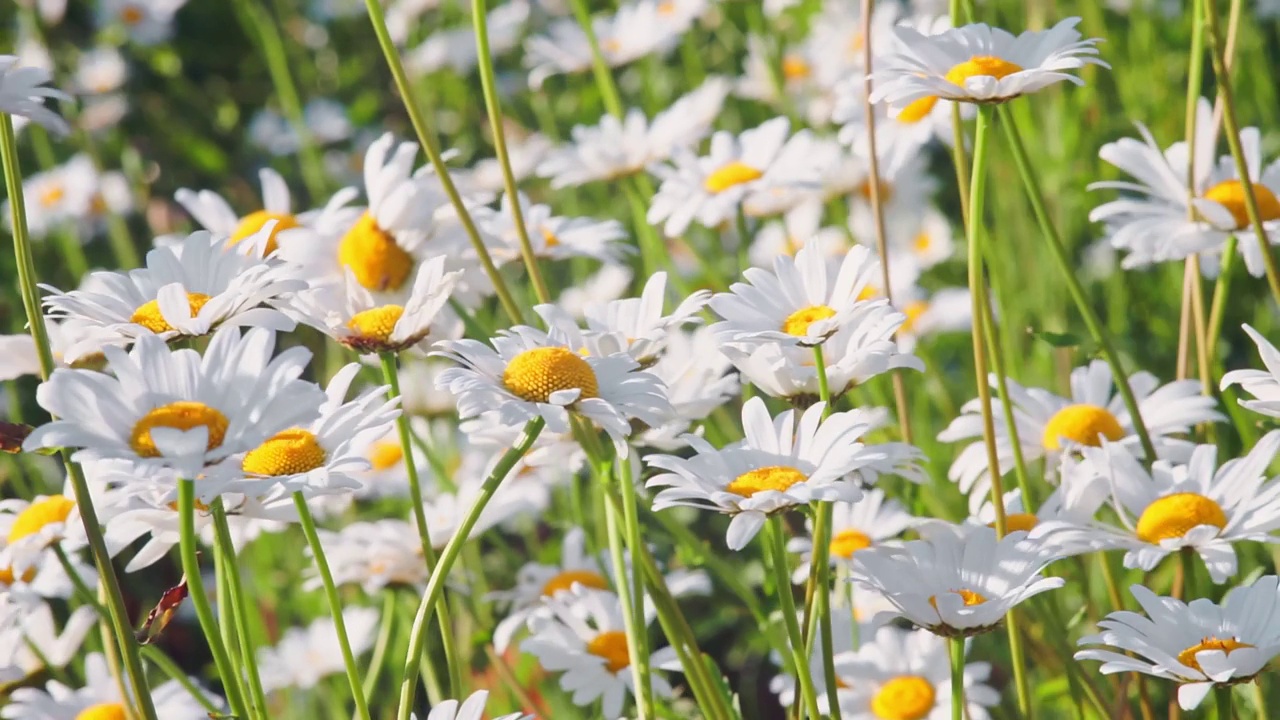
xmin=411 ymin=690 xmax=530 ymax=720
xmin=557 ymin=264 xmax=633 ymax=319
xmin=646 ymin=326 xmax=739 ymax=423
xmin=1076 ymin=576 xmax=1280 ymax=710
xmin=464 ymin=125 xmax=551 ymax=195
xmin=257 ymin=607 xmax=380 ymax=693
xmin=748 ymin=202 xmax=850 ymax=269
xmin=312 ymin=518 xmax=425 ymax=593
xmin=74 ymin=47 xmax=128 ymax=95
xmin=1221 ymin=324 xmax=1280 ymax=418
xmin=870 ymin=18 xmax=1108 ymax=110
xmin=0 ymin=604 xmax=96 ymax=681
xmin=769 ymin=600 xmax=866 ymax=714
xmin=422 ymin=475 xmax=552 ymax=549
xmin=1 ymin=652 xmax=215 ymax=719
xmin=97 ymin=0 xmax=188 ymax=45
xmin=520 ymin=587 xmax=683 ymax=719
xmin=1045 ymin=434 xmax=1280 ymax=583
xmin=0 ymin=54 xmax=69 ymax=136
xmin=646 ymin=396 xmax=921 ymax=550
xmin=24 ymin=327 xmax=326 ymax=479
xmin=787 ymin=490 xmax=918 ymax=583
xmin=479 ymin=192 xmax=631 ymax=265
xmin=893 ymin=286 xmax=972 ymax=352
xmin=434 ymin=325 xmax=672 ymax=455
xmin=852 ymin=523 xmax=1065 ymax=637
xmin=939 ymin=359 xmax=1223 ymax=513
xmin=405 ymin=0 xmax=529 ymax=76
xmin=0 ymin=493 xmax=84 ymax=577
xmin=647 ymin=117 xmax=819 ymax=237
xmin=523 ymin=2 xmax=684 ymax=88
xmin=710 ymin=245 xmax=881 ymax=348
xmin=176 ymin=168 xmax=307 ymax=255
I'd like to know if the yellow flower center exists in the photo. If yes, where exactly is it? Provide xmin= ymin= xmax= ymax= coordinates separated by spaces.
xmin=871 ymin=675 xmax=937 ymax=720
xmin=896 ymin=96 xmax=939 ymax=124
xmin=540 ymin=226 xmax=561 ymax=248
xmin=899 ymin=300 xmax=929 ymax=336
xmin=857 ymin=179 xmax=894 ymax=204
xmin=8 ymin=495 xmax=75 ymax=544
xmin=586 ymin=630 xmax=631 ymax=673
xmin=929 ymin=588 xmax=988 ymax=612
xmin=347 ymin=305 xmax=405 ymax=343
xmin=229 ymin=210 xmax=299 ymax=255
xmin=1176 ymin=637 xmax=1254 ymax=673
xmin=782 ymin=305 xmax=837 ymax=337
xmin=991 ymin=512 xmax=1039 ymax=534
xmin=829 ymin=529 xmax=873 ymax=559
xmin=944 ymin=55 xmax=1024 ymax=87
xmin=337 ymin=211 xmax=415 ymax=292
xmin=704 ymin=161 xmax=764 ymax=194
xmin=1041 ymin=404 xmax=1125 ymax=451
xmin=128 ymin=401 xmax=229 ymax=458
xmin=1135 ymin=492 xmax=1228 ymax=544
xmin=727 ymin=465 xmax=807 ymax=498
xmin=368 ymin=440 xmax=404 ymax=471
xmin=39 ymin=184 xmax=65 ymax=208
xmin=541 ymin=569 xmax=609 ymax=597
xmin=502 ymin=347 xmax=600 ymax=404
xmin=1203 ymin=180 xmax=1280 ymax=229
xmin=120 ymin=5 xmax=144 ymax=24
xmin=912 ymin=231 xmax=933 ymax=254
xmin=130 ymin=292 xmax=213 ymax=334
xmin=783 ymin=55 xmax=811 ymax=81
xmin=657 ymin=0 xmax=676 ymax=14
xmin=241 ymin=428 xmax=327 ymax=476
xmin=75 ymin=703 xmax=128 ymax=720
xmin=0 ymin=563 xmax=37 ymax=585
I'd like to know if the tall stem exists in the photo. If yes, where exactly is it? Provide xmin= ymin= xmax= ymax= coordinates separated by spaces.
xmin=603 ymin=462 xmax=654 ymax=718
xmin=1216 ymin=685 xmax=1234 ymax=720
xmin=950 ymin=637 xmax=965 ymax=720
xmin=210 ymin=503 xmax=270 ymax=720
xmin=565 ymin=0 xmax=625 ymax=118
xmin=616 ymin=454 xmax=655 ymax=715
xmin=767 ymin=517 xmax=822 ymax=720
xmin=395 ymin=417 xmax=545 ymax=720
xmin=379 ymin=353 xmax=437 ymax=562
xmin=804 ymin=345 xmax=842 ymax=717
xmin=0 ymin=112 xmax=159 ymax=720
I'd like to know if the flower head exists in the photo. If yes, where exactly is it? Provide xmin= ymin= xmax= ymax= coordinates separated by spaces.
xmin=0 ymin=54 xmax=70 ymax=136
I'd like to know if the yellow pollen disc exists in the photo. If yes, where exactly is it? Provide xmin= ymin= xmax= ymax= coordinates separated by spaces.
xmin=242 ymin=428 xmax=327 ymax=476
xmin=657 ymin=0 xmax=676 ymax=14
xmin=899 ymin=300 xmax=929 ymax=336
xmin=944 ymin=55 xmax=1024 ymax=87
xmin=871 ymin=675 xmax=937 ymax=720
xmin=782 ymin=305 xmax=837 ymax=337
xmin=727 ymin=465 xmax=807 ymax=498
xmin=337 ymin=211 xmax=415 ymax=292
xmin=586 ymin=630 xmax=631 ymax=673
xmin=39 ymin=184 xmax=65 ymax=208
xmin=346 ymin=305 xmax=405 ymax=343
xmin=130 ymin=292 xmax=213 ymax=334
xmin=129 ymin=401 xmax=229 ymax=458
xmin=928 ymin=588 xmax=988 ymax=612
xmin=1176 ymin=637 xmax=1254 ymax=673
xmin=991 ymin=512 xmax=1039 ymax=534
xmin=540 ymin=226 xmax=561 ymax=248
xmin=857 ymin=179 xmax=894 ymax=204
xmin=230 ymin=210 xmax=299 ymax=254
xmin=0 ymin=563 xmax=37 ymax=585
xmin=783 ymin=55 xmax=812 ymax=81
xmin=502 ymin=347 xmax=600 ymax=404
xmin=120 ymin=5 xmax=144 ymax=24
xmin=1041 ymin=404 xmax=1125 ymax=451
xmin=89 ymin=194 xmax=108 ymax=214
xmin=541 ymin=569 xmax=609 ymax=597
xmin=1203 ymin=180 xmax=1280 ymax=229
xmin=704 ymin=161 xmax=764 ymax=194
xmin=75 ymin=703 xmax=128 ymax=720
xmin=368 ymin=441 xmax=404 ymax=471
xmin=1135 ymin=492 xmax=1228 ymax=544
xmin=829 ymin=529 xmax=873 ymax=559
xmin=896 ymin=96 xmax=939 ymax=124
xmin=912 ymin=232 xmax=933 ymax=254
xmin=8 ymin=495 xmax=75 ymax=544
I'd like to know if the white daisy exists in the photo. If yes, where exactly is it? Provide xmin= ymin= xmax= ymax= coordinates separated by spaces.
xmin=411 ymin=690 xmax=530 ymax=720
xmin=405 ymin=0 xmax=529 ymax=76
xmin=938 ymin=359 xmax=1224 ymax=513
xmin=870 ymin=18 xmax=1108 ymax=110
xmin=491 ymin=527 xmax=612 ymax=651
xmin=175 ymin=168 xmax=307 ymax=255
xmin=893 ymin=286 xmax=972 ymax=352
xmin=646 ymin=326 xmax=738 ymax=422
xmin=421 ymin=473 xmax=551 ymax=549
xmin=24 ymin=327 xmax=326 ymax=479
xmin=479 ymin=192 xmax=632 ymax=265
xmin=463 ymin=126 xmax=550 ymax=195
xmin=256 ymin=607 xmax=380 ymax=693
xmin=557 ymin=264 xmax=633 ymax=320
xmin=0 ymin=604 xmax=96 ymax=681
xmin=312 ymin=518 xmax=426 ymax=593
xmin=852 ymin=523 xmax=1065 ymax=637
xmin=787 ymin=490 xmax=918 ymax=583
xmin=768 ymin=599 xmax=867 ymax=714
xmin=0 ymin=54 xmax=69 ymax=136
xmin=0 ymin=493 xmax=84 ymax=577
xmin=646 ymin=396 xmax=921 ymax=550
xmin=0 ymin=652 xmax=216 ymax=719
xmin=1221 ymin=324 xmax=1280 ymax=418
xmin=747 ymin=202 xmax=850 ymax=270
xmin=74 ymin=47 xmax=128 ymax=96
xmin=97 ymin=0 xmax=188 ymax=45
xmin=523 ymin=2 xmax=684 ymax=89
xmin=1076 ymin=576 xmax=1280 ymax=710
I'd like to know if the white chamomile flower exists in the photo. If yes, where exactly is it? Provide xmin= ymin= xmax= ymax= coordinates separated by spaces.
xmin=405 ymin=0 xmax=529 ymax=76
xmin=647 ymin=396 xmax=921 ymax=550
xmin=491 ymin=526 xmax=611 ymax=651
xmin=710 ymin=245 xmax=881 ymax=348
xmin=939 ymin=359 xmax=1223 ymax=513
xmin=1076 ymin=576 xmax=1280 ymax=710
xmin=853 ymin=523 xmax=1065 ymax=637
xmin=647 ymin=117 xmax=819 ymax=237
xmin=410 ymin=690 xmax=530 ymax=720
xmin=74 ymin=47 xmax=128 ymax=96
xmin=310 ymin=518 xmax=425 ymax=593
xmin=769 ymin=600 xmax=866 ymax=713
xmin=1 ymin=652 xmax=216 ymax=719
xmin=288 ymin=256 xmax=461 ymax=354
xmin=748 ymin=202 xmax=850 ymax=270
xmin=647 ymin=326 xmax=738 ymax=422
xmin=0 ymin=604 xmax=96 ymax=680
xmin=787 ymin=490 xmax=918 ymax=583
xmin=24 ymin=327 xmax=326 ymax=479
xmin=894 ymin=286 xmax=972 ymax=352
xmin=97 ymin=0 xmax=188 ymax=45
xmin=257 ymin=608 xmax=380 ymax=693
xmin=435 ymin=325 xmax=672 ymax=455
xmin=176 ymin=168 xmax=307 ymax=256
xmin=524 ymin=2 xmax=683 ymax=88
xmin=557 ymin=264 xmax=633 ymax=319
xmin=0 ymin=54 xmax=70 ymax=136
xmin=870 ymin=18 xmax=1108 ymax=109
xmin=1221 ymin=324 xmax=1280 ymax=418
xmin=0 ymin=494 xmax=83 ymax=576
xmin=480 ymin=192 xmax=631 ymax=265
xmin=520 ymin=587 xmax=682 ymax=719
xmin=464 ymin=125 xmax=550 ymax=195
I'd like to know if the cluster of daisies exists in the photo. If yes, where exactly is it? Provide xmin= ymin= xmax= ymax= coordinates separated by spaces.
xmin=3 ymin=0 xmax=1280 ymax=718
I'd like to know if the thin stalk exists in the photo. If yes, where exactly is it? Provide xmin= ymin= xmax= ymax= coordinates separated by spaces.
xmin=142 ymin=646 xmax=221 ymax=714
xmin=997 ymin=107 xmax=1159 ymax=463
xmin=0 ymin=112 xmax=159 ymax=720
xmin=977 ymin=256 xmax=1035 ymax=511
xmin=470 ymin=0 xmax=550 ymax=305
xmin=1216 ymin=685 xmax=1234 ymax=720
xmin=617 ymin=454 xmax=656 ymax=716
xmin=211 ymin=502 xmax=270 ymax=720
xmin=767 ymin=517 xmax=822 ymax=720
xmin=396 ymin=417 xmax=545 ymax=720
xmin=484 ymin=645 xmax=549 ymax=718
xmin=950 ymin=637 xmax=965 ymax=720
xmin=176 ymin=481 xmax=250 ymax=719
xmin=293 ymin=492 xmax=372 ymax=720
xmin=379 ymin=353 xmax=437 ymax=562
xmin=1005 ymin=611 xmax=1033 ymax=720
xmin=363 ymin=0 xmax=524 ymax=325
xmin=565 ymin=0 xmax=625 ymax=118
xmin=361 ymin=591 xmax=398 ymax=702
xmin=803 ymin=345 xmax=842 ymax=717
xmin=603 ymin=466 xmax=654 ymax=718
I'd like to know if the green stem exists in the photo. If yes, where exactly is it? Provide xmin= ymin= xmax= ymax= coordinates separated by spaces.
xmin=395 ymin=417 xmax=545 ymax=720
xmin=362 ymin=0 xmax=524 ymax=325
xmin=767 ymin=517 xmax=821 ymax=720
xmin=977 ymin=283 xmax=1035 ymax=512
xmin=379 ymin=353 xmax=437 ymax=562
xmin=565 ymin=0 xmax=625 ymax=118
xmin=804 ymin=345 xmax=841 ymax=717
xmin=176 ymin=480 xmax=249 ymax=720
xmin=362 ymin=591 xmax=398 ymax=701
xmin=996 ymin=106 xmax=1159 ymax=463
xmin=292 ymin=492 xmax=373 ymax=720
xmin=950 ymin=637 xmax=965 ymax=720
xmin=603 ymin=461 xmax=654 ymax=718
xmin=211 ymin=501 xmax=270 ymax=720
xmin=617 ymin=454 xmax=656 ymax=716
xmin=1005 ymin=610 xmax=1033 ymax=720
xmin=1217 ymin=685 xmax=1234 ymax=720
xmin=0 ymin=112 xmax=159 ymax=720
xmin=142 ymin=646 xmax=221 ymax=714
